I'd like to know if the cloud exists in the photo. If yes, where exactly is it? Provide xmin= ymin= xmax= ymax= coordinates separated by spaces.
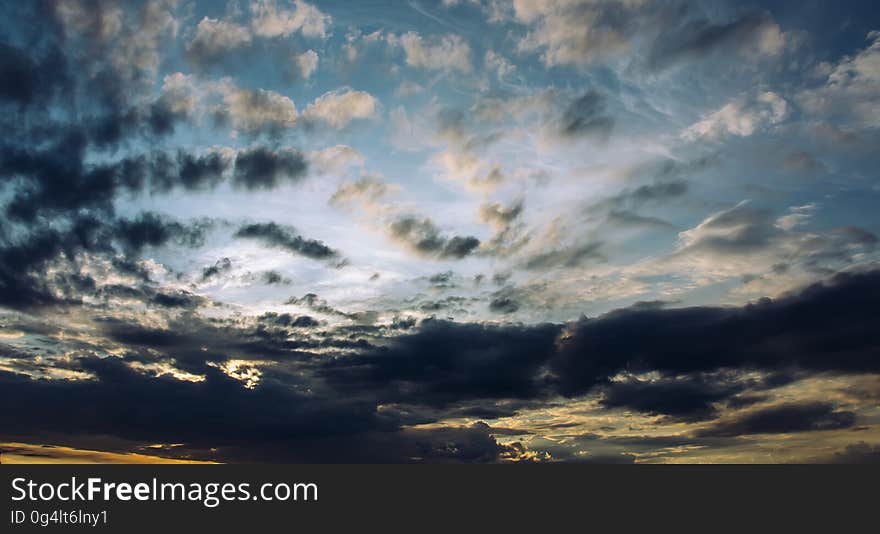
xmin=201 ymin=258 xmax=233 ymax=281
xmin=152 ymin=150 xmax=230 ymax=192
xmin=651 ymin=201 xmax=877 ymax=286
xmin=480 ymin=201 xmax=524 ymax=229
xmin=322 ymin=319 xmax=561 ymax=405
xmin=260 ymin=270 xmax=290 ymax=285
xmin=303 ymin=88 xmax=379 ymax=128
xmin=1 ymin=0 xmax=878 ymax=465
xmin=397 ymin=32 xmax=472 ymax=72
xmin=4 ymin=266 xmax=880 ymax=460
xmin=782 ymin=152 xmax=827 ymax=174
xmin=308 ymin=145 xmax=364 ymax=174
xmin=479 ymin=200 xmax=529 ymax=257
xmin=286 ymin=293 xmax=356 ymax=318
xmin=646 ymin=11 xmax=785 ymax=71
xmin=0 ymin=43 xmax=70 ymax=107
xmin=508 ymin=1 xmax=784 ymax=69
xmin=259 ymin=312 xmax=320 ymax=328
xmin=114 ymin=213 xmax=209 ymax=254
xmin=388 ymin=216 xmax=481 ymax=259
xmin=522 ymin=241 xmax=605 ymax=270
xmin=234 ymin=222 xmax=338 ymax=260
xmin=186 ymin=1 xmax=330 ymax=68
xmin=489 ymin=296 xmax=520 ymax=314
xmin=233 ymin=147 xmax=308 ymax=189
xmin=250 ymin=0 xmax=331 ymax=39
xmin=295 ymin=49 xmax=319 ymax=79
xmin=329 ymin=176 xmax=393 ymax=208
xmin=328 ymin=178 xmax=480 ymax=261
xmin=798 ymin=31 xmax=880 ymax=129
xmin=186 ymin=17 xmax=252 ymax=66
xmin=216 ymin=83 xmax=299 ymax=133
xmin=599 ymin=375 xmax=748 ymax=421
xmin=603 ymin=180 xmax=689 ymax=209
xmin=696 ymin=402 xmax=857 ymax=437
xmin=512 ymin=0 xmax=636 ymax=66
xmin=0 ymin=212 xmax=210 ymax=309
xmin=823 ymin=442 xmax=880 ymax=464
xmin=551 ymin=269 xmax=880 ymax=395
xmin=683 ymin=92 xmax=788 ymax=141
xmin=558 ymin=90 xmax=614 ymax=140
xmin=52 ymin=0 xmax=178 ymax=81
xmin=160 ymin=75 xmax=379 ymax=134
xmin=484 ymin=50 xmax=516 ymax=79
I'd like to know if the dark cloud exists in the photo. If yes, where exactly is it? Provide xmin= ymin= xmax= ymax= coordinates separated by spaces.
xmin=558 ymin=90 xmax=614 ymax=140
xmin=605 ymin=210 xmax=676 ymax=230
xmin=489 ymin=296 xmax=520 ymax=314
xmin=522 ymin=241 xmax=604 ymax=270
xmin=151 ymin=290 xmax=206 ymax=309
xmin=235 ymin=222 xmax=338 ymax=260
xmin=1 ymin=131 xmax=118 ymax=221
xmin=551 ymin=269 xmax=880 ymax=395
xmin=3 ymin=267 xmax=880 ymax=461
xmin=284 ymin=293 xmax=377 ymax=324
xmin=260 ymin=270 xmax=290 ymax=285
xmin=155 ymin=151 xmax=230 ymax=192
xmin=114 ymin=213 xmax=210 ymax=254
xmin=696 ymin=402 xmax=857 ymax=437
xmin=599 ymin=376 xmax=746 ymax=421
xmin=418 ymin=296 xmax=469 ymax=313
xmin=824 ymin=443 xmax=880 ymax=464
xmin=647 ymin=11 xmax=782 ymax=71
xmin=233 ymin=148 xmax=308 ymax=190
xmin=0 ymin=212 xmax=208 ymax=309
xmin=0 ymin=352 xmax=527 ymax=462
xmin=588 ymin=177 xmax=690 ymax=230
xmin=388 ymin=216 xmax=481 ymax=259
xmin=201 ymin=257 xmax=233 ymax=281
xmin=286 ymin=293 xmax=350 ymax=317
xmin=0 ymin=43 xmax=69 ymax=107
xmin=322 ymin=319 xmax=561 ymax=406
xmin=487 ymin=284 xmax=526 ymax=315
xmin=259 ymin=312 xmax=320 ymax=329
xmin=609 ymin=180 xmax=689 ymax=208
xmin=428 ymin=271 xmax=455 ymax=288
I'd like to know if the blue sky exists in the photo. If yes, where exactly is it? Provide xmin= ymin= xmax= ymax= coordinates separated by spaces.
xmin=1 ymin=0 xmax=879 ymax=463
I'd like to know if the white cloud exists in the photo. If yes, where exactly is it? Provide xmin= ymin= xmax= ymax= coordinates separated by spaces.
xmin=296 ymin=49 xmax=319 ymax=79
xmin=395 ymin=81 xmax=425 ymax=98
xmin=775 ymin=204 xmax=817 ymax=232
xmin=798 ymin=32 xmax=880 ymax=128
xmin=303 ymin=88 xmax=379 ymax=128
xmin=249 ymin=0 xmax=331 ymax=39
xmin=159 ymin=73 xmax=201 ymax=115
xmin=159 ymin=75 xmax=381 ymax=132
xmin=633 ymin=201 xmax=879 ymax=297
xmin=217 ymin=82 xmax=298 ymax=132
xmin=397 ymin=32 xmax=472 ymax=72
xmin=188 ymin=17 xmax=252 ymax=56
xmin=308 ymin=145 xmax=365 ymax=174
xmin=54 ymin=0 xmax=178 ymax=80
xmin=484 ymin=50 xmax=516 ymax=79
xmin=508 ymin=1 xmax=785 ymax=68
xmin=513 ymin=0 xmax=635 ymax=66
xmin=683 ymin=92 xmax=788 ymax=141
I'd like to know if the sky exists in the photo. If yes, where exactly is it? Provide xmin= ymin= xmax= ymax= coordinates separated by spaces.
xmin=0 ymin=0 xmax=879 ymax=463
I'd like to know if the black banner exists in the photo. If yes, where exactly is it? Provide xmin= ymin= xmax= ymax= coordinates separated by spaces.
xmin=1 ymin=465 xmax=875 ymax=532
